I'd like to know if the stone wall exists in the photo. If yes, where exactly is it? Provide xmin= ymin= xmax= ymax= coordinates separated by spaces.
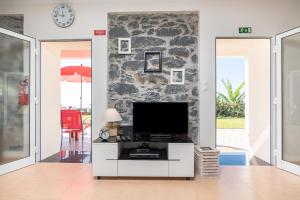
xmin=107 ymin=12 xmax=199 ymax=142
xmin=0 ymin=15 xmax=24 ymax=34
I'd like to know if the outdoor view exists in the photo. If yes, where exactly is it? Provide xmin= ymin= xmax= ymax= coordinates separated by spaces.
xmin=61 ymin=58 xmax=91 ymax=111
xmin=216 ymin=57 xmax=245 ymax=129
xmin=216 ymin=57 xmax=247 ymax=165
xmin=60 ymin=56 xmax=91 ymax=163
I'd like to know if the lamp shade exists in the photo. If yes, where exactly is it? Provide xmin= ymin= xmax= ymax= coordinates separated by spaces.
xmin=105 ymin=108 xmax=122 ymax=122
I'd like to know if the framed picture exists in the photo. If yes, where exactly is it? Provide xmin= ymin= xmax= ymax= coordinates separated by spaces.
xmin=118 ymin=38 xmax=131 ymax=54
xmin=170 ymin=68 xmax=185 ymax=85
xmin=144 ymin=51 xmax=162 ymax=73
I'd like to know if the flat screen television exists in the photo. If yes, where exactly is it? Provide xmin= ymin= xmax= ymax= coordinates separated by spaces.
xmin=133 ymin=102 xmax=188 ymax=136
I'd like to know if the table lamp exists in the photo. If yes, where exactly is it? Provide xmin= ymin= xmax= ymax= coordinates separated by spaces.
xmin=105 ymin=108 xmax=122 ymax=136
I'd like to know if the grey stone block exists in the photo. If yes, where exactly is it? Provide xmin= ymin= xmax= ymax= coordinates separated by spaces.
xmin=109 ymin=83 xmax=139 ymax=95
xmin=160 ymin=22 xmax=176 ymax=27
xmin=169 ymin=47 xmax=190 ymax=57
xmin=192 ymin=87 xmax=198 ymax=97
xmin=122 ymin=61 xmax=144 ymax=71
xmin=170 ymin=36 xmax=197 ymax=46
xmin=109 ymin=26 xmax=130 ymax=38
xmin=145 ymin=92 xmax=160 ymax=101
xmin=163 ymin=57 xmax=186 ymax=68
xmin=117 ymin=16 xmax=129 ymax=21
xmin=131 ymin=30 xmax=145 ymax=36
xmin=156 ymin=27 xmax=182 ymax=37
xmin=131 ymin=36 xmax=166 ymax=48
xmin=165 ymin=85 xmax=187 ymax=94
xmin=191 ymin=54 xmax=198 ymax=63
xmin=128 ymin=21 xmax=139 ymax=29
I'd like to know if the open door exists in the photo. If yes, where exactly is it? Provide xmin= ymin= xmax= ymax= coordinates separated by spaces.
xmin=0 ymin=27 xmax=36 ymax=175
xmin=275 ymin=27 xmax=300 ymax=175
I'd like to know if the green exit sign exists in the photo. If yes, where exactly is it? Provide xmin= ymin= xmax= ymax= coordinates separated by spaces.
xmin=239 ymin=27 xmax=252 ymax=34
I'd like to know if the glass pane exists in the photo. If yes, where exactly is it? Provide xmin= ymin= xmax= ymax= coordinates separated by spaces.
xmin=282 ymin=32 xmax=300 ymax=166
xmin=0 ymin=32 xmax=30 ymax=165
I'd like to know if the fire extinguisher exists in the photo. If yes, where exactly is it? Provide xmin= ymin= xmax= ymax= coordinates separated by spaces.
xmin=18 ymin=77 xmax=29 ymax=106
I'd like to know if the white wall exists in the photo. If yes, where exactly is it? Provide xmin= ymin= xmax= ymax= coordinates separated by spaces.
xmin=247 ymin=40 xmax=270 ymax=163
xmin=40 ymin=42 xmax=61 ymax=159
xmin=0 ymin=0 xmax=299 ymax=147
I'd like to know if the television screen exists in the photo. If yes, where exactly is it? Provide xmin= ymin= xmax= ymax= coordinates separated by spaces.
xmin=133 ymin=102 xmax=188 ymax=135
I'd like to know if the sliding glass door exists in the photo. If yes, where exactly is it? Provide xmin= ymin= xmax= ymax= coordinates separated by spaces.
xmin=276 ymin=27 xmax=300 ymax=175
xmin=0 ymin=28 xmax=36 ymax=175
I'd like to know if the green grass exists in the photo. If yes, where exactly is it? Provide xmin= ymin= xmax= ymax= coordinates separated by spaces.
xmin=217 ymin=117 xmax=245 ymax=129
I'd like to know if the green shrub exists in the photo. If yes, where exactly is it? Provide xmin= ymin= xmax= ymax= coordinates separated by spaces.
xmin=216 ymin=80 xmax=245 ymax=118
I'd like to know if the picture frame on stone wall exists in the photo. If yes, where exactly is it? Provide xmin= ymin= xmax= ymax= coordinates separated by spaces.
xmin=144 ymin=51 xmax=162 ymax=73
xmin=170 ymin=68 xmax=185 ymax=85
xmin=118 ymin=38 xmax=131 ymax=54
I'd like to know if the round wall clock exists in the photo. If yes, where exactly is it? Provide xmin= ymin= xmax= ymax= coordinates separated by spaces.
xmin=52 ymin=4 xmax=75 ymax=28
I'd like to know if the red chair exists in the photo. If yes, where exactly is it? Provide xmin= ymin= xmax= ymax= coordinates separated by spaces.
xmin=60 ymin=109 xmax=83 ymax=151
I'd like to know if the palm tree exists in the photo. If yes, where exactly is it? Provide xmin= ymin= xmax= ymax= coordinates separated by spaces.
xmin=217 ymin=79 xmax=245 ymax=117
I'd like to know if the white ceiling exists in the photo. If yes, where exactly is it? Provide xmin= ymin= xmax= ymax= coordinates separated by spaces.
xmin=0 ymin=0 xmax=96 ymax=4
xmin=0 ymin=0 xmax=180 ymax=4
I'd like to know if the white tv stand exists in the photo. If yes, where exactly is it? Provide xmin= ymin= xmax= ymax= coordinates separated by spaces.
xmin=92 ymin=137 xmax=194 ymax=179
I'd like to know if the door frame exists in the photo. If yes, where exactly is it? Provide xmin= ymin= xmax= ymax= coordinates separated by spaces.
xmin=0 ymin=27 xmax=36 ymax=175
xmin=214 ymin=37 xmax=273 ymax=165
xmin=38 ymin=39 xmax=93 ymax=162
xmin=275 ymin=27 xmax=300 ymax=175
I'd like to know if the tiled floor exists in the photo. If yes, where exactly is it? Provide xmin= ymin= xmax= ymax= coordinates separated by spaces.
xmin=41 ymin=151 xmax=91 ymax=163
xmin=41 ymin=129 xmax=92 ymax=163
xmin=61 ymin=128 xmax=92 ymax=152
xmin=1 ymin=163 xmax=300 ymax=200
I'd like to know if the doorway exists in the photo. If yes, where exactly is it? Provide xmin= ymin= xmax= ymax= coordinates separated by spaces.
xmin=40 ymin=40 xmax=92 ymax=163
xmin=216 ymin=38 xmax=271 ymax=166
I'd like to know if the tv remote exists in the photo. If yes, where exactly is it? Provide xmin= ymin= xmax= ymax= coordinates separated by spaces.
xmin=116 ymin=136 xmax=121 ymax=142
xmin=126 ymin=136 xmax=131 ymax=141
xmin=121 ymin=136 xmax=127 ymax=142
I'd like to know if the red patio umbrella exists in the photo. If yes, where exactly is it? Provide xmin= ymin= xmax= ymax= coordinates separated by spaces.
xmin=61 ymin=65 xmax=91 ymax=110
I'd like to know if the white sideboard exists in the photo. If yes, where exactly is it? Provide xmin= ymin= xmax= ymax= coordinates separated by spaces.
xmin=168 ymin=143 xmax=194 ymax=177
xmin=92 ymin=140 xmax=194 ymax=178
xmin=92 ymin=143 xmax=118 ymax=176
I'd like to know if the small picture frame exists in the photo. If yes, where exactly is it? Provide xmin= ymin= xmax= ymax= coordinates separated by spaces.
xmin=170 ymin=68 xmax=185 ymax=85
xmin=118 ymin=38 xmax=131 ymax=54
xmin=144 ymin=51 xmax=162 ymax=73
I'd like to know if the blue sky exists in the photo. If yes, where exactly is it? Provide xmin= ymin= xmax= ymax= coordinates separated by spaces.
xmin=216 ymin=57 xmax=245 ymax=95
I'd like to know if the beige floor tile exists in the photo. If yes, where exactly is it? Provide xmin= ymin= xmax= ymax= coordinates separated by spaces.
xmin=1 ymin=163 xmax=300 ymax=200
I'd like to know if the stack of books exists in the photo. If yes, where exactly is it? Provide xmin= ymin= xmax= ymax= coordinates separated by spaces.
xmin=195 ymin=146 xmax=220 ymax=176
